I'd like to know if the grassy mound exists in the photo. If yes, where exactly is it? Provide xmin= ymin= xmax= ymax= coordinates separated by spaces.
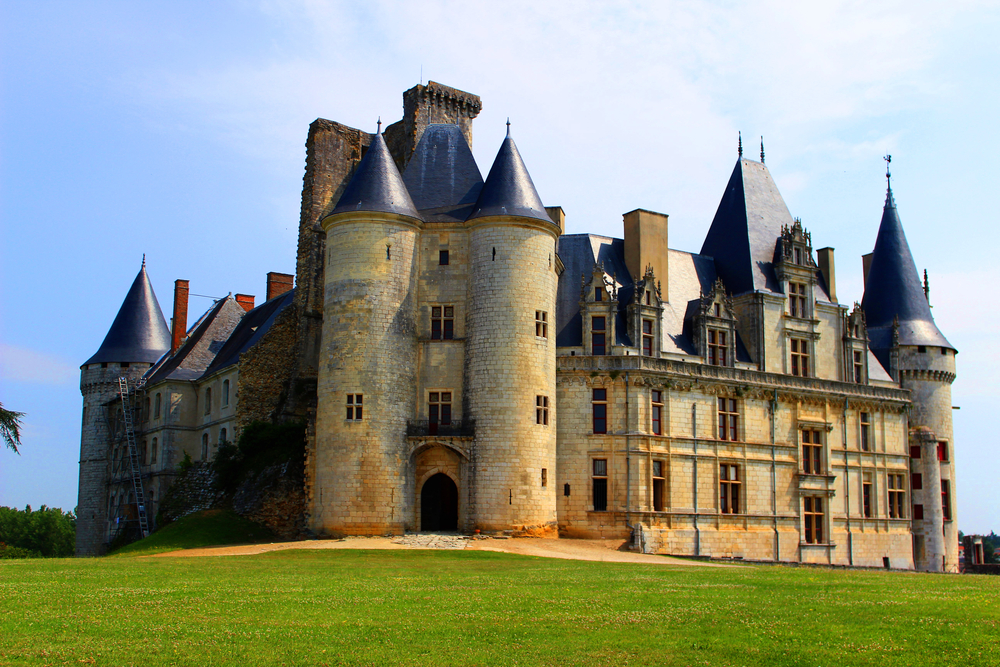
xmin=109 ymin=509 xmax=279 ymax=557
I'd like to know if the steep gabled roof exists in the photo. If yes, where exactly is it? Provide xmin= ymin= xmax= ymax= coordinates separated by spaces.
xmin=402 ymin=124 xmax=483 ymax=222
xmin=862 ymin=188 xmax=954 ymax=356
xmin=84 ymin=261 xmax=171 ymax=366
xmin=203 ymin=289 xmax=295 ymax=376
xmin=700 ymin=158 xmax=793 ymax=295
xmin=330 ymin=130 xmax=421 ymax=220
xmin=144 ymin=297 xmax=246 ymax=383
xmin=469 ymin=130 xmax=551 ymax=222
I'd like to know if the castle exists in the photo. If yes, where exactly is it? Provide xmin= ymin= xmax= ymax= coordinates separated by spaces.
xmin=76 ymin=82 xmax=959 ymax=571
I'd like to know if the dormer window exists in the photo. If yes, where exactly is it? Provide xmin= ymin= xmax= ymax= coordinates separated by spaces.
xmin=794 ymin=247 xmax=803 ymax=265
xmin=645 ymin=290 xmax=651 ymax=306
xmin=595 ymin=286 xmax=603 ymax=301
xmin=592 ymin=317 xmax=607 ymax=356
xmin=788 ymin=283 xmax=807 ymax=318
xmin=642 ymin=319 xmax=654 ymax=356
xmin=708 ymin=330 xmax=727 ymax=366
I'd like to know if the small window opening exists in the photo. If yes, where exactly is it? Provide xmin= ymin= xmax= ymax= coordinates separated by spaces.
xmin=439 ymin=250 xmax=449 ymax=265
xmin=541 ymin=468 xmax=547 ymax=487
xmin=492 ymin=247 xmax=496 ymax=261
xmin=386 ymin=245 xmax=391 ymax=260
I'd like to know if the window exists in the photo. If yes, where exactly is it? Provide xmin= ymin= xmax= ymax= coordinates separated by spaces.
xmin=652 ymin=460 xmax=665 ymax=511
xmin=645 ymin=290 xmax=651 ymax=306
xmin=429 ymin=392 xmax=451 ymax=427
xmin=790 ymin=338 xmax=809 ymax=377
xmin=536 ymin=395 xmax=549 ymax=425
xmin=937 ymin=441 xmax=948 ymax=462
xmin=803 ymin=497 xmax=824 ymax=544
xmin=592 ymin=388 xmax=608 ymax=434
xmin=718 ymin=398 xmax=739 ymax=441
xmin=541 ymin=468 xmax=547 ymax=487
xmin=853 ymin=350 xmax=864 ymax=384
xmin=651 ymin=390 xmax=663 ymax=436
xmin=535 ymin=311 xmax=548 ymax=338
xmin=154 ymin=393 xmax=161 ymax=418
xmin=794 ymin=247 xmax=803 ymax=265
xmin=431 ymin=306 xmax=455 ymax=340
xmin=151 ymin=438 xmax=158 ymax=464
xmin=223 ymin=380 xmax=230 ymax=407
xmin=220 ymin=428 xmax=227 ymax=444
xmin=888 ymin=473 xmax=906 ymax=518
xmin=941 ymin=480 xmax=952 ymax=521
xmin=141 ymin=440 xmax=147 ymax=465
xmin=860 ymin=412 xmax=871 ymax=451
xmin=439 ymin=249 xmax=449 ymax=265
xmin=802 ymin=429 xmax=823 ymax=474
xmin=346 ymin=394 xmax=363 ymax=421
xmin=642 ymin=319 xmax=654 ymax=356
xmin=591 ymin=317 xmax=606 ymax=356
xmin=204 ymin=387 xmax=212 ymax=415
xmin=595 ymin=286 xmax=603 ymax=301
xmin=913 ymin=504 xmax=924 ymax=520
xmin=144 ymin=397 xmax=150 ymax=421
xmin=862 ymin=473 xmax=873 ymax=518
xmin=911 ymin=473 xmax=923 ymax=490
xmin=201 ymin=433 xmax=209 ymax=461
xmin=910 ymin=445 xmax=921 ymax=459
xmin=708 ymin=330 xmax=727 ymax=366
xmin=592 ymin=459 xmax=608 ymax=511
xmin=788 ymin=282 xmax=807 ymax=318
xmin=720 ymin=464 xmax=740 ymax=514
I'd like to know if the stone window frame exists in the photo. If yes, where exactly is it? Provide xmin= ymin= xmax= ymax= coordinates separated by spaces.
xmin=651 ymin=459 xmax=665 ymax=511
xmin=222 ymin=379 xmax=230 ymax=407
xmin=707 ymin=329 xmax=728 ymax=366
xmin=431 ymin=306 xmax=455 ymax=340
xmin=853 ymin=350 xmax=865 ymax=384
xmin=720 ymin=462 xmax=741 ymax=514
xmin=787 ymin=281 xmax=809 ymax=318
xmin=941 ymin=480 xmax=952 ymax=521
xmin=346 ymin=394 xmax=363 ymax=421
xmin=535 ymin=310 xmax=548 ymax=339
xmin=862 ymin=471 xmax=874 ymax=518
xmin=888 ymin=473 xmax=906 ymax=519
xmin=150 ymin=437 xmax=158 ymax=465
xmin=860 ymin=411 xmax=872 ymax=451
xmin=535 ymin=395 xmax=549 ymax=425
xmin=220 ymin=427 xmax=228 ymax=445
xmin=717 ymin=397 xmax=740 ymax=442
xmin=786 ymin=332 xmax=819 ymax=378
xmin=428 ymin=391 xmax=452 ymax=426
xmin=154 ymin=393 xmax=161 ymax=419
xmin=591 ymin=316 xmax=607 ymax=356
xmin=801 ymin=428 xmax=824 ymax=475
xmin=802 ymin=495 xmax=826 ymax=544
xmin=650 ymin=390 xmax=663 ymax=436
xmin=641 ymin=318 xmax=654 ymax=356
xmin=592 ymin=388 xmax=608 ymax=434
xmin=204 ymin=387 xmax=212 ymax=415
xmin=438 ymin=249 xmax=449 ymax=266
xmin=201 ymin=433 xmax=209 ymax=461
xmin=592 ymin=458 xmax=608 ymax=512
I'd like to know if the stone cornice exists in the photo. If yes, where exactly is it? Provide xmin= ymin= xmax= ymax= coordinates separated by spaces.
xmin=899 ymin=368 xmax=956 ymax=385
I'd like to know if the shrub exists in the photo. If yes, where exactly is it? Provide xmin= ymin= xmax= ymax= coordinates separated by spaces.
xmin=212 ymin=421 xmax=305 ymax=495
xmin=0 ymin=505 xmax=76 ymax=557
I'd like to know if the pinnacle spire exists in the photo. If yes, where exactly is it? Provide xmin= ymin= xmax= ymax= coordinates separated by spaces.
xmin=738 ymin=131 xmax=743 ymax=158
xmin=330 ymin=131 xmax=420 ymax=219
xmin=469 ymin=126 xmax=550 ymax=222
xmin=760 ymin=136 xmax=765 ymax=163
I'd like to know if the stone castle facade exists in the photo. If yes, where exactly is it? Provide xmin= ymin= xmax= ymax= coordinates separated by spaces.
xmin=77 ymin=82 xmax=959 ymax=572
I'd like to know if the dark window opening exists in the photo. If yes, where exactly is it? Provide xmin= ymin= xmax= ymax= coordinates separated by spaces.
xmin=592 ymin=316 xmax=606 ymax=356
xmin=439 ymin=249 xmax=449 ymax=265
xmin=431 ymin=306 xmax=454 ymax=340
xmin=592 ymin=388 xmax=607 ymax=434
xmin=592 ymin=459 xmax=608 ymax=511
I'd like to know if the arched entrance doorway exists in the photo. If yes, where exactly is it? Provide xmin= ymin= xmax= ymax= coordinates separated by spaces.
xmin=421 ymin=473 xmax=458 ymax=531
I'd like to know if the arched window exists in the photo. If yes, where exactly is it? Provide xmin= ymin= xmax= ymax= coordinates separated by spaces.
xmin=222 ymin=380 xmax=230 ymax=407
xmin=201 ymin=433 xmax=209 ymax=461
xmin=151 ymin=438 xmax=158 ymax=464
xmin=204 ymin=388 xmax=212 ymax=415
xmin=154 ymin=393 xmax=161 ymax=418
xmin=145 ymin=397 xmax=150 ymax=420
xmin=219 ymin=428 xmax=227 ymax=444
xmin=141 ymin=440 xmax=147 ymax=465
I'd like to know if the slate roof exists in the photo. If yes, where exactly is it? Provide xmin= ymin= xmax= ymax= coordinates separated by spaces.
xmin=469 ymin=130 xmax=552 ymax=223
xmin=700 ymin=158 xmax=829 ymax=301
xmin=861 ymin=188 xmax=954 ymax=360
xmin=402 ymin=124 xmax=483 ymax=222
xmin=330 ymin=131 xmax=421 ymax=220
xmin=84 ymin=262 xmax=171 ymax=366
xmin=144 ymin=297 xmax=246 ymax=384
xmin=203 ymin=289 xmax=296 ymax=376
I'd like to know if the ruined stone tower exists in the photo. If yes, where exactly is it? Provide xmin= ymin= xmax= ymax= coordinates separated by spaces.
xmin=862 ymin=185 xmax=958 ymax=572
xmin=76 ymin=260 xmax=170 ymax=555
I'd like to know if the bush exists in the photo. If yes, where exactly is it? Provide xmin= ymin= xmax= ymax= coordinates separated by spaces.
xmin=212 ymin=421 xmax=305 ymax=495
xmin=0 ymin=505 xmax=76 ymax=557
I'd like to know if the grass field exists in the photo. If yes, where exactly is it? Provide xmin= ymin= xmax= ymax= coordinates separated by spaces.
xmin=1 ymin=548 xmax=997 ymax=666
xmin=108 ymin=510 xmax=279 ymax=557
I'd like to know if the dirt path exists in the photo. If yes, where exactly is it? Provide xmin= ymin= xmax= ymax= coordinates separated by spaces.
xmin=149 ymin=534 xmax=735 ymax=567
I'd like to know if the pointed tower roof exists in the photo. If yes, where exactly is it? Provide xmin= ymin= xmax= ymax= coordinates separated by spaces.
xmin=330 ymin=129 xmax=421 ymax=220
xmin=469 ymin=127 xmax=550 ymax=222
xmin=84 ymin=260 xmax=171 ymax=366
xmin=700 ymin=158 xmax=794 ymax=295
xmin=402 ymin=124 xmax=483 ymax=221
xmin=862 ymin=187 xmax=954 ymax=355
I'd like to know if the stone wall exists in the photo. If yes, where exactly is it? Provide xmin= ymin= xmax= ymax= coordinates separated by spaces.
xmin=235 ymin=305 xmax=300 ymax=436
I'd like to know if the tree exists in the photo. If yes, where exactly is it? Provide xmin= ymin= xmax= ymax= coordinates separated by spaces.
xmin=0 ymin=403 xmax=25 ymax=454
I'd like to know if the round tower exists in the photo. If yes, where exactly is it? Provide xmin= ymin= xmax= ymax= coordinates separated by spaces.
xmin=312 ymin=128 xmax=422 ymax=536
xmin=465 ymin=127 xmax=560 ymax=533
xmin=862 ymin=184 xmax=958 ymax=572
xmin=77 ymin=259 xmax=170 ymax=555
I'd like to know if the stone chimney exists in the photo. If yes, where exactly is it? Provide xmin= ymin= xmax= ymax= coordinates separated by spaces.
xmin=623 ymin=209 xmax=670 ymax=302
xmin=170 ymin=279 xmax=189 ymax=354
xmin=235 ymin=294 xmax=255 ymax=312
xmin=266 ymin=272 xmax=294 ymax=301
xmin=817 ymin=247 xmax=836 ymax=303
xmin=545 ymin=206 xmax=566 ymax=236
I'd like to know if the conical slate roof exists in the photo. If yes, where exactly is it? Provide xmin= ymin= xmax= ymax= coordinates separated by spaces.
xmin=330 ymin=130 xmax=420 ymax=219
xmin=84 ymin=261 xmax=171 ymax=366
xmin=700 ymin=158 xmax=793 ymax=296
xmin=469 ymin=129 xmax=550 ymax=222
xmin=862 ymin=188 xmax=953 ymax=357
xmin=402 ymin=124 xmax=483 ymax=216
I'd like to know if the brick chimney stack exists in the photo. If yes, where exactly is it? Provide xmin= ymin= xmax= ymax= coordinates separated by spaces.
xmin=170 ymin=279 xmax=189 ymax=354
xmin=235 ymin=294 xmax=255 ymax=312
xmin=266 ymin=272 xmax=294 ymax=301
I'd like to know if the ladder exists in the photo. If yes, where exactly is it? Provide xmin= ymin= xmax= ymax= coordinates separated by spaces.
xmin=118 ymin=377 xmax=150 ymax=538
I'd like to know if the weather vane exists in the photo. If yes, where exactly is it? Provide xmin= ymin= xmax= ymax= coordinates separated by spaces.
xmin=738 ymin=131 xmax=743 ymax=158
xmin=884 ymin=154 xmax=891 ymax=187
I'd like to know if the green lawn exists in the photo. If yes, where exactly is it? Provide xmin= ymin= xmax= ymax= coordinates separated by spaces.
xmin=0 ymin=549 xmax=997 ymax=666
xmin=108 ymin=510 xmax=280 ymax=557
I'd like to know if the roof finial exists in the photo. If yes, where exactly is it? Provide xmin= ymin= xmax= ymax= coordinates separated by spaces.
xmin=760 ymin=136 xmax=765 ymax=163
xmin=884 ymin=153 xmax=892 ymax=190
xmin=923 ymin=268 xmax=930 ymax=304
xmin=377 ymin=117 xmax=382 ymax=135
xmin=738 ymin=131 xmax=743 ymax=158
xmin=506 ymin=117 xmax=511 ymax=136
xmin=142 ymin=253 xmax=146 ymax=268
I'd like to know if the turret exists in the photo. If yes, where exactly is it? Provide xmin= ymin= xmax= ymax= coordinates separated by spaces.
xmin=862 ymin=173 xmax=958 ymax=572
xmin=311 ymin=126 xmax=422 ymax=536
xmin=77 ymin=259 xmax=170 ymax=555
xmin=464 ymin=124 xmax=560 ymax=533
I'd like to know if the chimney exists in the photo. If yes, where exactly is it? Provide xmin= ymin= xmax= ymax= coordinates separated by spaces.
xmin=817 ymin=247 xmax=836 ymax=303
xmin=862 ymin=253 xmax=874 ymax=289
xmin=545 ymin=206 xmax=566 ymax=236
xmin=623 ymin=209 xmax=670 ymax=302
xmin=171 ymin=279 xmax=189 ymax=354
xmin=266 ymin=272 xmax=294 ymax=301
xmin=235 ymin=294 xmax=255 ymax=312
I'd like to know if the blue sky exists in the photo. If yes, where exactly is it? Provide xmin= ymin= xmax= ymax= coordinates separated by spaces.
xmin=1 ymin=1 xmax=997 ymax=533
